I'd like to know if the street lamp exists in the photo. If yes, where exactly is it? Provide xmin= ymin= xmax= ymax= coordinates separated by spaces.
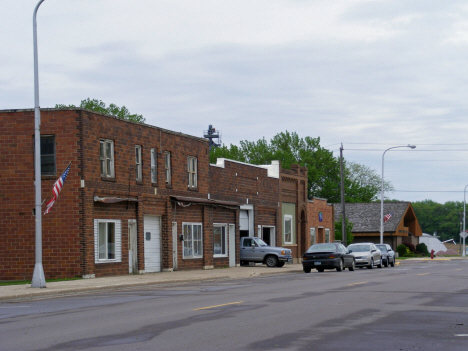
xmin=31 ymin=0 xmax=47 ymax=288
xmin=380 ymin=145 xmax=416 ymax=244
xmin=462 ymin=185 xmax=468 ymax=258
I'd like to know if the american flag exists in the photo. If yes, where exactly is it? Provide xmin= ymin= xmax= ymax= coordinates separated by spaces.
xmin=44 ymin=163 xmax=71 ymax=215
xmin=384 ymin=212 xmax=393 ymax=222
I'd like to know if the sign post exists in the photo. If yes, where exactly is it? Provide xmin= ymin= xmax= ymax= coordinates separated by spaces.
xmin=460 ymin=231 xmax=467 ymax=258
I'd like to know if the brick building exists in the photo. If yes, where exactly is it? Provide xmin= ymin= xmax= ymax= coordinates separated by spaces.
xmin=307 ymin=197 xmax=335 ymax=247
xmin=0 ymin=108 xmax=239 ymax=280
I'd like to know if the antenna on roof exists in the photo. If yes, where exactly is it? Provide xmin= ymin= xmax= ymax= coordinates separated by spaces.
xmin=203 ymin=125 xmax=222 ymax=151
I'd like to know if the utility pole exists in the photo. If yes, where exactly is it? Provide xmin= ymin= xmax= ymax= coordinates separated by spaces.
xmin=340 ymin=144 xmax=346 ymax=246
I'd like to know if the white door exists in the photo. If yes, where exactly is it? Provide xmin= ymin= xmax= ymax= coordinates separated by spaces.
xmin=172 ymin=222 xmax=178 ymax=271
xmin=144 ymin=215 xmax=161 ymax=273
xmin=128 ymin=222 xmax=137 ymax=274
xmin=229 ymin=224 xmax=236 ymax=267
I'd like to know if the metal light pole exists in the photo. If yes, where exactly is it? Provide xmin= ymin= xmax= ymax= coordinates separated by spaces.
xmin=31 ymin=0 xmax=46 ymax=288
xmin=462 ymin=185 xmax=468 ymax=257
xmin=380 ymin=145 xmax=416 ymax=244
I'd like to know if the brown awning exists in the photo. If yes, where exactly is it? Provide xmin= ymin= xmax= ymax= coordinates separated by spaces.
xmin=94 ymin=196 xmax=138 ymax=204
xmin=170 ymin=195 xmax=241 ymax=208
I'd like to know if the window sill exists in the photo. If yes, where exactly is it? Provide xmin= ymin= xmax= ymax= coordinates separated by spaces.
xmin=214 ymin=255 xmax=228 ymax=258
xmin=135 ymin=180 xmax=143 ymax=186
xmin=95 ymin=259 xmax=119 ymax=264
xmin=165 ymin=184 xmax=173 ymax=189
xmin=41 ymin=175 xmax=57 ymax=180
xmin=151 ymin=183 xmax=158 ymax=187
xmin=182 ymin=257 xmax=203 ymax=260
xmin=188 ymin=187 xmax=199 ymax=192
xmin=101 ymin=177 xmax=116 ymax=182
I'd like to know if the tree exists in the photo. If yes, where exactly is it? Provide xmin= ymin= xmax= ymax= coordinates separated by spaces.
xmin=56 ymin=98 xmax=145 ymax=123
xmin=209 ymin=131 xmax=388 ymax=203
xmin=334 ymin=217 xmax=354 ymax=244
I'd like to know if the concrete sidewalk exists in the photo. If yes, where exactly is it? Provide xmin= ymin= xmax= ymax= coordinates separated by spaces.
xmin=0 ymin=264 xmax=304 ymax=302
xmin=2 ymin=257 xmax=466 ymax=302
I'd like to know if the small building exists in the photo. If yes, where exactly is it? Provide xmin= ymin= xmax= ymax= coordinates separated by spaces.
xmin=308 ymin=197 xmax=335 ymax=248
xmin=334 ymin=202 xmax=422 ymax=248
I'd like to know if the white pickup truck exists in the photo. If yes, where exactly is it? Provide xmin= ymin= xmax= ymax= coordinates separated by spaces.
xmin=239 ymin=237 xmax=293 ymax=267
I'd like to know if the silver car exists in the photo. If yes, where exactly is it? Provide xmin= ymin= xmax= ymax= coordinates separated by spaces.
xmin=347 ymin=243 xmax=382 ymax=269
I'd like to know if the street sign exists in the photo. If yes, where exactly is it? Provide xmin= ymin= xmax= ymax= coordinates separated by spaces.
xmin=460 ymin=232 xmax=468 ymax=239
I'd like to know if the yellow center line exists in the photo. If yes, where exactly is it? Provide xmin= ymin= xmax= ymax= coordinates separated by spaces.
xmin=417 ymin=273 xmax=430 ymax=276
xmin=193 ymin=301 xmax=244 ymax=311
xmin=455 ymin=269 xmax=463 ymax=271
xmin=348 ymin=281 xmax=368 ymax=286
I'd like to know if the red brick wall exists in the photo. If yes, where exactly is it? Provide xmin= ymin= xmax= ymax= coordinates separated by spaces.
xmin=308 ymin=198 xmax=335 ymax=245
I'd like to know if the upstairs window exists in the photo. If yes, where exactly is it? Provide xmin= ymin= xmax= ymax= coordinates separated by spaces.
xmin=39 ymin=135 xmax=56 ymax=176
xmin=164 ymin=151 xmax=171 ymax=185
xmin=135 ymin=145 xmax=142 ymax=181
xmin=151 ymin=148 xmax=157 ymax=183
xmin=284 ymin=215 xmax=293 ymax=244
xmin=187 ymin=156 xmax=197 ymax=188
xmin=100 ymin=139 xmax=114 ymax=178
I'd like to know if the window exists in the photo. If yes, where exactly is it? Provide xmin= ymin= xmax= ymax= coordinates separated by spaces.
xmin=309 ymin=227 xmax=316 ymax=246
xmin=34 ymin=135 xmax=56 ymax=175
xmin=284 ymin=215 xmax=293 ymax=244
xmin=94 ymin=219 xmax=121 ymax=263
xmin=213 ymin=224 xmax=227 ymax=257
xmin=164 ymin=151 xmax=171 ymax=185
xmin=151 ymin=148 xmax=157 ymax=183
xmin=135 ymin=145 xmax=142 ymax=181
xmin=325 ymin=228 xmax=330 ymax=243
xmin=187 ymin=156 xmax=197 ymax=188
xmin=183 ymin=223 xmax=202 ymax=258
xmin=100 ymin=139 xmax=114 ymax=178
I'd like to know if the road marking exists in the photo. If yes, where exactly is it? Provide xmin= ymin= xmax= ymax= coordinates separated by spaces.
xmin=348 ymin=282 xmax=368 ymax=286
xmin=454 ymin=334 xmax=468 ymax=337
xmin=194 ymin=301 xmax=244 ymax=310
xmin=417 ymin=273 xmax=430 ymax=276
xmin=0 ymin=306 xmax=30 ymax=308
xmin=455 ymin=269 xmax=463 ymax=271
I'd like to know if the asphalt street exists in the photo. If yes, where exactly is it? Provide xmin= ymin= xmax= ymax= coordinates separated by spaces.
xmin=1 ymin=260 xmax=467 ymax=351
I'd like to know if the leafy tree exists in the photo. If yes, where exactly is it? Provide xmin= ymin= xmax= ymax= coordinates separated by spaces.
xmin=209 ymin=131 xmax=387 ymax=203
xmin=56 ymin=98 xmax=145 ymax=123
xmin=411 ymin=200 xmax=462 ymax=242
xmin=334 ymin=217 xmax=354 ymax=245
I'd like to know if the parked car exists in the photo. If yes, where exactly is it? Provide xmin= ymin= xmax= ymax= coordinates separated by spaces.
xmin=302 ymin=243 xmax=356 ymax=273
xmin=376 ymin=244 xmax=395 ymax=267
xmin=239 ymin=237 xmax=292 ymax=267
xmin=347 ymin=243 xmax=382 ymax=269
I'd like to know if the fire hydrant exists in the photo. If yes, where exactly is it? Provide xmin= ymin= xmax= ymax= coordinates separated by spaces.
xmin=431 ymin=249 xmax=435 ymax=259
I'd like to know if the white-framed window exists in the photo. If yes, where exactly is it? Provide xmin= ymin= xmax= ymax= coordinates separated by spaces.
xmin=164 ymin=151 xmax=171 ymax=185
xmin=310 ymin=227 xmax=316 ymax=246
xmin=94 ymin=219 xmax=121 ymax=263
xmin=135 ymin=145 xmax=142 ymax=181
xmin=183 ymin=222 xmax=202 ymax=258
xmin=100 ymin=139 xmax=114 ymax=178
xmin=151 ymin=148 xmax=157 ymax=183
xmin=213 ymin=224 xmax=227 ymax=257
xmin=187 ymin=156 xmax=197 ymax=188
xmin=325 ymin=228 xmax=330 ymax=243
xmin=284 ymin=215 xmax=293 ymax=244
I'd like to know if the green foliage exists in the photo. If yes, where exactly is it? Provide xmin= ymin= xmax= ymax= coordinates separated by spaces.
xmin=56 ymin=98 xmax=145 ymax=123
xmin=209 ymin=131 xmax=386 ymax=203
xmin=411 ymin=200 xmax=462 ymax=242
xmin=396 ymin=244 xmax=408 ymax=257
xmin=416 ymin=243 xmax=430 ymax=256
xmin=334 ymin=217 xmax=354 ymax=245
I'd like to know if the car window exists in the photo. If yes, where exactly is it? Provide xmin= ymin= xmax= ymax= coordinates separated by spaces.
xmin=307 ymin=244 xmax=337 ymax=252
xmin=348 ymin=244 xmax=371 ymax=252
xmin=254 ymin=238 xmax=268 ymax=247
xmin=244 ymin=238 xmax=252 ymax=246
xmin=376 ymin=245 xmax=387 ymax=252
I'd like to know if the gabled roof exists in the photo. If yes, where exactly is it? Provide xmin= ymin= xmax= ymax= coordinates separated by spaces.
xmin=334 ymin=202 xmax=411 ymax=233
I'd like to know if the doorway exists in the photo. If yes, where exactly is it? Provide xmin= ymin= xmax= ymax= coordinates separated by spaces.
xmin=128 ymin=221 xmax=137 ymax=274
xmin=262 ymin=226 xmax=276 ymax=246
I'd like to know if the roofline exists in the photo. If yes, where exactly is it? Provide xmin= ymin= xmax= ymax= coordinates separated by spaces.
xmin=210 ymin=158 xmax=280 ymax=179
xmin=1 ymin=108 xmax=209 ymax=144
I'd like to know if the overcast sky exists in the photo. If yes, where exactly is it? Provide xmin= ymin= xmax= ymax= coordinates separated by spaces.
xmin=2 ymin=0 xmax=468 ymax=204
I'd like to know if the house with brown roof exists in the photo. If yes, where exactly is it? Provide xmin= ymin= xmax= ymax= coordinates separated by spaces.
xmin=334 ymin=202 xmax=422 ymax=248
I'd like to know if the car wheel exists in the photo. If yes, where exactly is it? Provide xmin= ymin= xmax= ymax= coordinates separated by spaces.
xmin=303 ymin=267 xmax=311 ymax=273
xmin=349 ymin=259 xmax=355 ymax=271
xmin=390 ymin=257 xmax=395 ymax=267
xmin=276 ymin=262 xmax=285 ymax=268
xmin=377 ymin=258 xmax=383 ymax=268
xmin=383 ymin=258 xmax=389 ymax=267
xmin=265 ymin=255 xmax=278 ymax=268
xmin=367 ymin=258 xmax=374 ymax=269
xmin=336 ymin=259 xmax=344 ymax=272
xmin=317 ymin=268 xmax=324 ymax=272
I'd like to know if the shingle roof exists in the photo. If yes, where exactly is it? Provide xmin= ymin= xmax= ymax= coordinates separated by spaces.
xmin=334 ymin=202 xmax=411 ymax=233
